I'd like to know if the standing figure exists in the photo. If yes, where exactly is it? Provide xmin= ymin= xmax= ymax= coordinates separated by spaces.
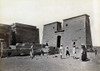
xmin=30 ymin=43 xmax=34 ymax=59
xmin=81 ymin=45 xmax=87 ymax=61
xmin=73 ymin=46 xmax=76 ymax=59
xmin=45 ymin=43 xmax=49 ymax=55
xmin=66 ymin=47 xmax=70 ymax=56
xmin=59 ymin=45 xmax=63 ymax=59
xmin=94 ymin=48 xmax=97 ymax=56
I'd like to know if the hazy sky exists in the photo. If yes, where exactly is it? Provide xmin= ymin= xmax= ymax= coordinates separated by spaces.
xmin=0 ymin=0 xmax=100 ymax=46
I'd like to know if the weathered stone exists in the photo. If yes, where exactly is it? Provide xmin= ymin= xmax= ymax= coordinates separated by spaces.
xmin=11 ymin=23 xmax=39 ymax=44
xmin=0 ymin=24 xmax=11 ymax=57
xmin=42 ymin=14 xmax=92 ymax=52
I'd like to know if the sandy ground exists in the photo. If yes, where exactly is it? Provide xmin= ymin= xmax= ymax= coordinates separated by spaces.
xmin=0 ymin=51 xmax=100 ymax=71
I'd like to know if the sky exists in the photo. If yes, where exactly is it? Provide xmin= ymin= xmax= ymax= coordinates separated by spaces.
xmin=0 ymin=0 xmax=100 ymax=46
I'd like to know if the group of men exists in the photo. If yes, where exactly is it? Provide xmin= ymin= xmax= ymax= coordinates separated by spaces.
xmin=59 ymin=45 xmax=89 ymax=61
xmin=30 ymin=43 xmax=97 ymax=61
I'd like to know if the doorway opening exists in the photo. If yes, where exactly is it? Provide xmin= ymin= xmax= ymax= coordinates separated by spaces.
xmin=57 ymin=36 xmax=61 ymax=48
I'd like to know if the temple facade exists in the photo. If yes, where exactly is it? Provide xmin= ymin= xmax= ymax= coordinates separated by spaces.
xmin=42 ymin=14 xmax=92 ymax=49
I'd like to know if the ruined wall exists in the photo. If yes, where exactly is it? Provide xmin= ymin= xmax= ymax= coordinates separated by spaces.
xmin=0 ymin=24 xmax=11 ymax=48
xmin=0 ymin=24 xmax=11 ymax=57
xmin=11 ymin=23 xmax=39 ymax=44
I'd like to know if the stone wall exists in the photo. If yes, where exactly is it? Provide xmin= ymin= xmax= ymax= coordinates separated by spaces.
xmin=62 ymin=14 xmax=87 ymax=48
xmin=85 ymin=16 xmax=93 ymax=48
xmin=42 ymin=22 xmax=62 ymax=47
xmin=0 ymin=24 xmax=11 ymax=57
xmin=11 ymin=23 xmax=39 ymax=44
xmin=0 ymin=24 xmax=11 ymax=48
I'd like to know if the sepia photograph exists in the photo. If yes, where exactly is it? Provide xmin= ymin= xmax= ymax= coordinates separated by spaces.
xmin=0 ymin=0 xmax=100 ymax=71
